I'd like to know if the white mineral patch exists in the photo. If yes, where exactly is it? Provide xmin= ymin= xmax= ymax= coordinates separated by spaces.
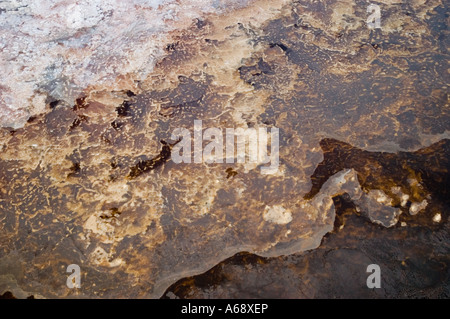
xmin=0 ymin=0 xmax=255 ymax=128
xmin=409 ymin=199 xmax=428 ymax=216
xmin=391 ymin=186 xmax=410 ymax=207
xmin=401 ymin=194 xmax=410 ymax=207
xmin=432 ymin=213 xmax=441 ymax=223
xmin=371 ymin=189 xmax=393 ymax=205
xmin=263 ymin=205 xmax=292 ymax=225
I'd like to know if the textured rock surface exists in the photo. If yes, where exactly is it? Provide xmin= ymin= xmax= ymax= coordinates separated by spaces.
xmin=163 ymin=138 xmax=450 ymax=298
xmin=0 ymin=0 xmax=448 ymax=298
xmin=0 ymin=0 xmax=266 ymax=128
